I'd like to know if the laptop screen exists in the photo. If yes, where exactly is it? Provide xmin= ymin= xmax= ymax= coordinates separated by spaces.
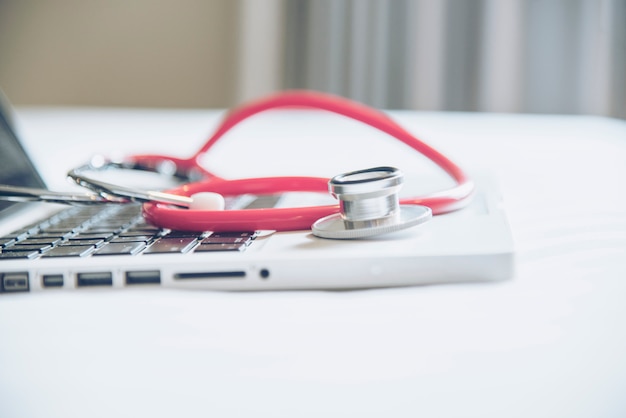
xmin=0 ymin=90 xmax=46 ymax=214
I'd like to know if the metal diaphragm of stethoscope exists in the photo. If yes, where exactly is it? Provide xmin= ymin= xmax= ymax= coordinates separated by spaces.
xmin=0 ymin=90 xmax=474 ymax=239
xmin=312 ymin=167 xmax=432 ymax=239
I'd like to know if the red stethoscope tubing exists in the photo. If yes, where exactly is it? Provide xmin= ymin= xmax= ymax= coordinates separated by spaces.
xmin=137 ymin=90 xmax=474 ymax=232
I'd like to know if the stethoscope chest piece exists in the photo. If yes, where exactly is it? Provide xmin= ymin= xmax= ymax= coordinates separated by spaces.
xmin=312 ymin=167 xmax=432 ymax=239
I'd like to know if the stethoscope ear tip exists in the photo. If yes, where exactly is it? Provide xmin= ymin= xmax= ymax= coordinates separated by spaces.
xmin=188 ymin=192 xmax=225 ymax=211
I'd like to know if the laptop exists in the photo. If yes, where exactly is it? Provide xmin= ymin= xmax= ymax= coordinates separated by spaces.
xmin=0 ymin=91 xmax=514 ymax=293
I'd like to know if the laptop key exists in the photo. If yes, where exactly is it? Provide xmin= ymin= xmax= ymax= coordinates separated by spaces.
xmin=143 ymin=237 xmax=198 ymax=254
xmin=201 ymin=236 xmax=251 ymax=245
xmin=209 ymin=232 xmax=256 ymax=238
xmin=72 ymin=232 xmax=115 ymax=240
xmin=166 ymin=230 xmax=204 ymax=239
xmin=93 ymin=242 xmax=146 ymax=256
xmin=29 ymin=232 xmax=72 ymax=239
xmin=61 ymin=238 xmax=105 ymax=247
xmin=3 ymin=243 xmax=53 ymax=252
xmin=0 ymin=250 xmax=39 ymax=259
xmin=194 ymin=243 xmax=247 ymax=252
xmin=43 ymin=226 xmax=82 ymax=234
xmin=109 ymin=235 xmax=154 ymax=243
xmin=20 ymin=237 xmax=63 ymax=247
xmin=119 ymin=230 xmax=161 ymax=238
xmin=41 ymin=245 xmax=94 ymax=258
xmin=4 ymin=231 xmax=29 ymax=241
xmin=0 ymin=237 xmax=17 ymax=247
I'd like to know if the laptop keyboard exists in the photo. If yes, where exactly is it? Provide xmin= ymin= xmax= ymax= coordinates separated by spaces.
xmin=0 ymin=205 xmax=256 ymax=260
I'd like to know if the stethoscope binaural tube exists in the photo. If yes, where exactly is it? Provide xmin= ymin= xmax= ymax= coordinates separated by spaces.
xmin=140 ymin=90 xmax=474 ymax=232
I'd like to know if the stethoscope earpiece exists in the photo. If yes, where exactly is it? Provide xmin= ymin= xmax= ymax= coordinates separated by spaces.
xmin=312 ymin=167 xmax=432 ymax=239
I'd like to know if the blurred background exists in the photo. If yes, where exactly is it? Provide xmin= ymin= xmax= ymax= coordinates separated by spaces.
xmin=0 ymin=0 xmax=624 ymax=118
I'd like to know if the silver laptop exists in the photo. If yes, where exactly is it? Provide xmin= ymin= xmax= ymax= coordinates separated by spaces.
xmin=0 ymin=93 xmax=514 ymax=293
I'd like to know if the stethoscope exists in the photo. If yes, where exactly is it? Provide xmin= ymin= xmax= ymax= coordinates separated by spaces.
xmin=0 ymin=90 xmax=474 ymax=239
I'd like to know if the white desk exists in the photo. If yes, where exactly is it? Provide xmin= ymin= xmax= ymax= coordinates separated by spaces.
xmin=1 ymin=107 xmax=626 ymax=417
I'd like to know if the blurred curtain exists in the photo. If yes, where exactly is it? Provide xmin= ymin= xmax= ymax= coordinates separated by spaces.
xmin=279 ymin=0 xmax=625 ymax=118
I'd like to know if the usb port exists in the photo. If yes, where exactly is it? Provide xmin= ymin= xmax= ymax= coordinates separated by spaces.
xmin=42 ymin=274 xmax=64 ymax=288
xmin=2 ymin=272 xmax=30 ymax=292
xmin=125 ymin=270 xmax=161 ymax=285
xmin=76 ymin=272 xmax=113 ymax=287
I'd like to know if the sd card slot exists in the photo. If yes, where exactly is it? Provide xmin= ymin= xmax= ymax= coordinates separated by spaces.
xmin=174 ymin=271 xmax=246 ymax=280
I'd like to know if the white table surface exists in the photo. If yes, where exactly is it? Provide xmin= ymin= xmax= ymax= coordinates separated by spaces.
xmin=1 ymin=106 xmax=626 ymax=417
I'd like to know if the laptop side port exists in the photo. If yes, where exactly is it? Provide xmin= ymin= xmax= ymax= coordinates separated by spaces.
xmin=125 ymin=270 xmax=161 ymax=285
xmin=174 ymin=271 xmax=246 ymax=280
xmin=76 ymin=272 xmax=113 ymax=287
xmin=42 ymin=274 xmax=64 ymax=288
xmin=1 ymin=272 xmax=30 ymax=292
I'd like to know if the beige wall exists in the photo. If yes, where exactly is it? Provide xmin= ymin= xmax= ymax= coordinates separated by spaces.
xmin=0 ymin=0 xmax=241 ymax=108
